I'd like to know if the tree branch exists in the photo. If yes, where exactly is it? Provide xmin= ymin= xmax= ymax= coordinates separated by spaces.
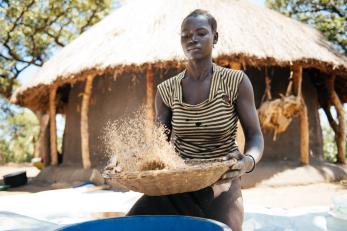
xmin=46 ymin=29 xmax=65 ymax=47
xmin=2 ymin=43 xmax=40 ymax=66
xmin=323 ymin=106 xmax=338 ymax=133
xmin=80 ymin=8 xmax=98 ymax=33
xmin=293 ymin=3 xmax=345 ymax=19
xmin=0 ymin=53 xmax=12 ymax=61
xmin=4 ymin=0 xmax=36 ymax=45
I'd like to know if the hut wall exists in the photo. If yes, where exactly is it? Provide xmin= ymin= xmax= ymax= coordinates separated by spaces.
xmin=304 ymin=70 xmax=324 ymax=161
xmin=63 ymin=71 xmax=143 ymax=167
xmin=63 ymin=68 xmax=181 ymax=167
xmin=246 ymin=67 xmax=323 ymax=161
xmin=62 ymin=82 xmax=83 ymax=166
xmin=62 ymin=66 xmax=323 ymax=167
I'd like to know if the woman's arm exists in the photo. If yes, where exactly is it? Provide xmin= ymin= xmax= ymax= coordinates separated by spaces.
xmin=236 ymin=74 xmax=264 ymax=166
xmin=155 ymin=90 xmax=172 ymax=141
xmin=225 ymin=74 xmax=264 ymax=178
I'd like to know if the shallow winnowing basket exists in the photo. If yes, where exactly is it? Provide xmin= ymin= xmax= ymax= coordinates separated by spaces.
xmin=102 ymin=159 xmax=236 ymax=196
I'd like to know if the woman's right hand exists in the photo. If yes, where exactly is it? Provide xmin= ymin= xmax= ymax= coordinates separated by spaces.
xmin=210 ymin=151 xmax=243 ymax=198
xmin=211 ymin=179 xmax=232 ymax=198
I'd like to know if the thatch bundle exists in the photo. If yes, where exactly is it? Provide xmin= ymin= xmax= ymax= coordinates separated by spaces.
xmin=258 ymin=69 xmax=302 ymax=140
xmin=258 ymin=95 xmax=301 ymax=140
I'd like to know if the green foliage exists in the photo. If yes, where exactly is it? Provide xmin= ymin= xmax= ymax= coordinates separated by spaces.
xmin=0 ymin=97 xmax=39 ymax=163
xmin=266 ymin=0 xmax=347 ymax=54
xmin=0 ymin=0 xmax=113 ymax=97
xmin=0 ymin=0 xmax=115 ymax=163
xmin=322 ymin=123 xmax=337 ymax=162
xmin=321 ymin=109 xmax=347 ymax=163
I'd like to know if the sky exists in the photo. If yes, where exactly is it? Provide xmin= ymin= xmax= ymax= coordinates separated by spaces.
xmin=250 ymin=0 xmax=266 ymax=6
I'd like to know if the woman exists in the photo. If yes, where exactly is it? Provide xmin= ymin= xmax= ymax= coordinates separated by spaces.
xmin=127 ymin=9 xmax=264 ymax=231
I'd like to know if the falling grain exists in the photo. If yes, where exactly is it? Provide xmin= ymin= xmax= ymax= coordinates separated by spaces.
xmin=102 ymin=111 xmax=186 ymax=172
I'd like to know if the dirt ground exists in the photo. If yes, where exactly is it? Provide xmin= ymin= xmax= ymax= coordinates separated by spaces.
xmin=0 ymin=163 xmax=346 ymax=208
xmin=242 ymin=182 xmax=347 ymax=208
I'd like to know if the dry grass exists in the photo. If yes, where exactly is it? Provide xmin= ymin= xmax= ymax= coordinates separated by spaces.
xmin=258 ymin=95 xmax=302 ymax=140
xmin=102 ymin=111 xmax=186 ymax=173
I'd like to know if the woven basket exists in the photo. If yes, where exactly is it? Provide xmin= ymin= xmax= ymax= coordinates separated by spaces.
xmin=103 ymin=158 xmax=236 ymax=196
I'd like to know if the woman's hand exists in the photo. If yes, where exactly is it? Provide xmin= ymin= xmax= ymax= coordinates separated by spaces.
xmin=211 ymin=152 xmax=254 ymax=198
xmin=221 ymin=152 xmax=254 ymax=181
xmin=211 ymin=179 xmax=232 ymax=198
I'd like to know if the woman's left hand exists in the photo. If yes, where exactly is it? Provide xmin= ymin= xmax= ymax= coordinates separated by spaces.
xmin=219 ymin=152 xmax=254 ymax=182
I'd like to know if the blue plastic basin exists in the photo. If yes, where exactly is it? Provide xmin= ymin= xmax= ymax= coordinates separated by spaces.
xmin=57 ymin=215 xmax=231 ymax=231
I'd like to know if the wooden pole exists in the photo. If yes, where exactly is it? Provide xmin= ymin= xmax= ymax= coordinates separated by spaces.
xmin=299 ymin=103 xmax=309 ymax=165
xmin=293 ymin=65 xmax=309 ymax=165
xmin=326 ymin=75 xmax=345 ymax=164
xmin=49 ymin=87 xmax=58 ymax=166
xmin=262 ymin=67 xmax=272 ymax=102
xmin=146 ymin=64 xmax=154 ymax=122
xmin=43 ymin=115 xmax=51 ymax=166
xmin=81 ymin=75 xmax=94 ymax=169
xmin=34 ymin=112 xmax=50 ymax=166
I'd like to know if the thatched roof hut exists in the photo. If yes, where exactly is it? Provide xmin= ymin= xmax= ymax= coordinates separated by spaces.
xmin=11 ymin=0 xmax=347 ymax=167
xmin=12 ymin=0 xmax=347 ymax=111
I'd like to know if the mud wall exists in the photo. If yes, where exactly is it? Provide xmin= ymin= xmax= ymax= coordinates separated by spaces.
xmin=245 ymin=66 xmax=323 ymax=161
xmin=62 ymin=66 xmax=323 ymax=167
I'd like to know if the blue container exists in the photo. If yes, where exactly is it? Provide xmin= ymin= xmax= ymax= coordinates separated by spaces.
xmin=57 ymin=215 xmax=231 ymax=231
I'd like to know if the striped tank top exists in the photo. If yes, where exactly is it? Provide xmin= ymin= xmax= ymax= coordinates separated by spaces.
xmin=157 ymin=63 xmax=244 ymax=159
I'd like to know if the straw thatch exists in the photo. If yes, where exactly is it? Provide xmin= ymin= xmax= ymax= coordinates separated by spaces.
xmin=11 ymin=0 xmax=347 ymax=111
xmin=258 ymin=95 xmax=301 ymax=139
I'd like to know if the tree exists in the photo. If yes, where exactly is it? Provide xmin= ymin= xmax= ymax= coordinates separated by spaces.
xmin=266 ymin=0 xmax=347 ymax=55
xmin=0 ymin=0 xmax=113 ymax=98
xmin=321 ymin=112 xmax=347 ymax=162
xmin=0 ymin=0 xmax=115 ymax=163
xmin=0 ymin=96 xmax=39 ymax=163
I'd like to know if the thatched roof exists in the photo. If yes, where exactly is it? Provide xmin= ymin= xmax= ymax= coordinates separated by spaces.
xmin=12 ymin=0 xmax=347 ymax=111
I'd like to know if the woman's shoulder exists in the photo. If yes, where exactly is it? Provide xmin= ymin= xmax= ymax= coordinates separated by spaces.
xmin=214 ymin=64 xmax=245 ymax=79
xmin=156 ymin=71 xmax=184 ymax=108
xmin=157 ymin=70 xmax=184 ymax=89
xmin=214 ymin=64 xmax=246 ymax=101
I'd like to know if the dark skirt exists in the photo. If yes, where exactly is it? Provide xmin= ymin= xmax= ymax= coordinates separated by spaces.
xmin=127 ymin=178 xmax=243 ymax=228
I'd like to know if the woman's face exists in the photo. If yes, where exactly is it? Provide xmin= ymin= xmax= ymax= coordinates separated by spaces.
xmin=181 ymin=15 xmax=216 ymax=60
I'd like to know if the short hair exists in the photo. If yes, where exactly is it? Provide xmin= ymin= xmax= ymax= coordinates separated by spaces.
xmin=182 ymin=9 xmax=217 ymax=32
